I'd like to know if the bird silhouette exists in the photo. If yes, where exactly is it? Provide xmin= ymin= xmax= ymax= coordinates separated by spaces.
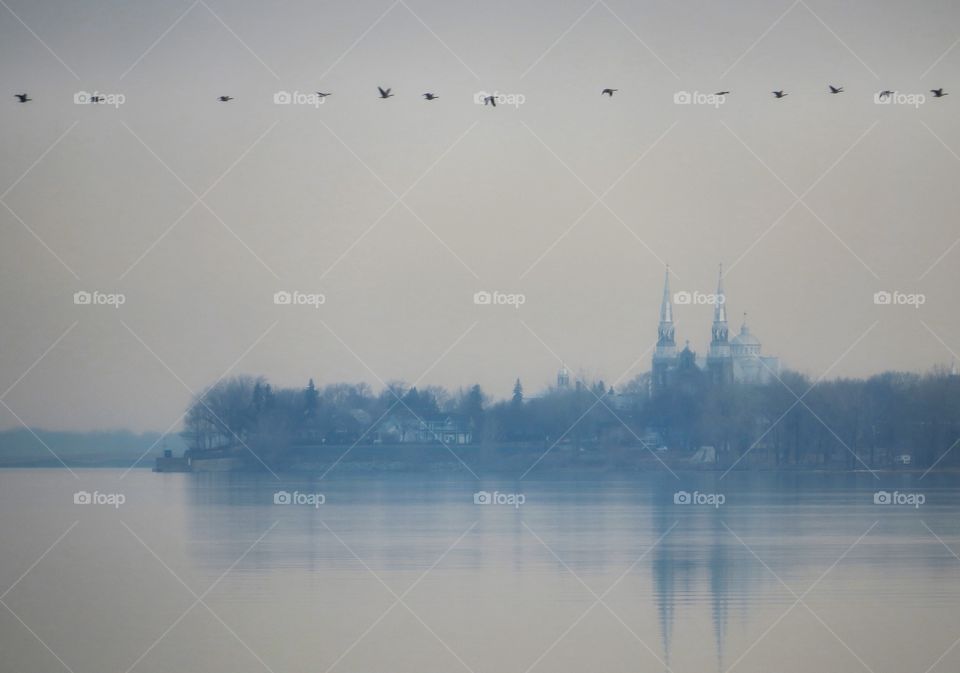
xmin=315 ymin=92 xmax=332 ymax=98
xmin=423 ymin=93 xmax=438 ymax=100
xmin=484 ymin=95 xmax=496 ymax=107
xmin=217 ymin=95 xmax=234 ymax=102
xmin=878 ymin=90 xmax=895 ymax=99
xmin=931 ymin=88 xmax=948 ymax=98
xmin=601 ymin=88 xmax=617 ymax=97
xmin=378 ymin=86 xmax=393 ymax=99
xmin=772 ymin=90 xmax=788 ymax=98
xmin=828 ymin=85 xmax=844 ymax=94
xmin=90 ymin=95 xmax=104 ymax=103
xmin=14 ymin=93 xmax=31 ymax=103
xmin=714 ymin=91 xmax=730 ymax=96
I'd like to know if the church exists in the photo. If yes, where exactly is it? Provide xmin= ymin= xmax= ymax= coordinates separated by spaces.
xmin=652 ymin=265 xmax=780 ymax=393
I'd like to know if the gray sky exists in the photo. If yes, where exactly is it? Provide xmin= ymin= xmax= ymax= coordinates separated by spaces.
xmin=1 ymin=0 xmax=959 ymax=431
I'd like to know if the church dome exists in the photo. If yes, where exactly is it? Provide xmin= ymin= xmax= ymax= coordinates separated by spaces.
xmin=731 ymin=324 xmax=760 ymax=346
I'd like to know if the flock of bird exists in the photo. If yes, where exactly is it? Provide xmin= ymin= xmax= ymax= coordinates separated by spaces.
xmin=11 ymin=85 xmax=950 ymax=104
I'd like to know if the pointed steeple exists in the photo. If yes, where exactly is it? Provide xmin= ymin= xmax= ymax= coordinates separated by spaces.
xmin=657 ymin=266 xmax=675 ymax=348
xmin=711 ymin=264 xmax=729 ymax=346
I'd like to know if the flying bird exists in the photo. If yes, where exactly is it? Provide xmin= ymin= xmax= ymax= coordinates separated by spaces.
xmin=828 ymin=85 xmax=844 ymax=94
xmin=931 ymin=88 xmax=948 ymax=98
xmin=601 ymin=88 xmax=618 ymax=97
xmin=14 ymin=93 xmax=31 ymax=102
xmin=423 ymin=93 xmax=438 ymax=100
xmin=878 ymin=90 xmax=895 ymax=99
xmin=217 ymin=95 xmax=234 ymax=102
xmin=378 ymin=86 xmax=393 ymax=99
xmin=714 ymin=91 xmax=730 ymax=96
xmin=772 ymin=90 xmax=788 ymax=98
xmin=90 ymin=95 xmax=104 ymax=103
xmin=484 ymin=95 xmax=496 ymax=107
xmin=315 ymin=92 xmax=332 ymax=98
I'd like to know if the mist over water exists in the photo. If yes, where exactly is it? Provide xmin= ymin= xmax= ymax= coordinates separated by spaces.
xmin=2 ymin=470 xmax=959 ymax=673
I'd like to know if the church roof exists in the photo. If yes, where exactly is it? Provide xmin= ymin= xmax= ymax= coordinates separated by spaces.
xmin=731 ymin=320 xmax=760 ymax=346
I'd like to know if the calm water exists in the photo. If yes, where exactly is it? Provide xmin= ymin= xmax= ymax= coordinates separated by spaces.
xmin=1 ymin=469 xmax=959 ymax=673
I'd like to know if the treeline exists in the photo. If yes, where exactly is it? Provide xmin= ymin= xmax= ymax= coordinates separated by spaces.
xmin=181 ymin=367 xmax=960 ymax=470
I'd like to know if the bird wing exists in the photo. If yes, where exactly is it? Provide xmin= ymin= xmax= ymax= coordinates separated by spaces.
xmin=378 ymin=87 xmax=387 ymax=96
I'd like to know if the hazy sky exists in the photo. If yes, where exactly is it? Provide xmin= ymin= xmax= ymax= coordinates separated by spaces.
xmin=1 ymin=0 xmax=959 ymax=431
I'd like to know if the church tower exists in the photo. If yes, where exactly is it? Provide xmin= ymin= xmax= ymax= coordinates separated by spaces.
xmin=706 ymin=264 xmax=733 ymax=385
xmin=652 ymin=266 xmax=677 ymax=393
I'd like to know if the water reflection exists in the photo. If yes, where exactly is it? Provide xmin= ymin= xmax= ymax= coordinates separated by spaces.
xmin=176 ymin=471 xmax=960 ymax=671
